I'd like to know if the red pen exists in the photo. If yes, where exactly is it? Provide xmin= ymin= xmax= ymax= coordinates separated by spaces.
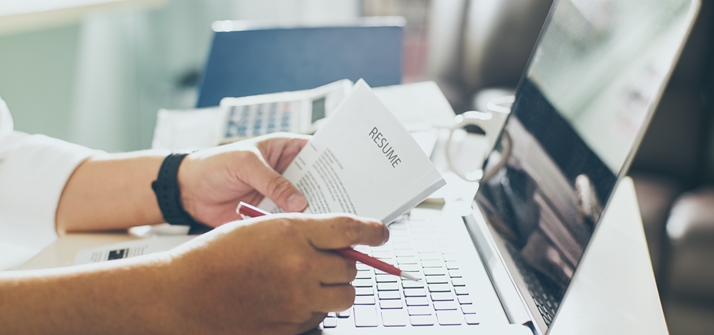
xmin=236 ymin=201 xmax=420 ymax=281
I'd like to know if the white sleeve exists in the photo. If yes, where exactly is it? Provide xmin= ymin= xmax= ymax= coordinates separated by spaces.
xmin=0 ymin=98 xmax=100 ymax=270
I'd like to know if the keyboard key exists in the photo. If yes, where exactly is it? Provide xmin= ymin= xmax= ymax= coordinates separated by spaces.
xmin=408 ymin=306 xmax=433 ymax=316
xmin=464 ymin=314 xmax=480 ymax=325
xmin=352 ymin=279 xmax=373 ymax=287
xmin=401 ymin=281 xmax=424 ymax=289
xmin=448 ymin=270 xmax=463 ymax=278
xmin=452 ymin=278 xmax=466 ymax=286
xmin=377 ymin=283 xmax=399 ymax=291
xmin=422 ymin=260 xmax=443 ymax=268
xmin=458 ymin=295 xmax=473 ymax=305
xmin=323 ymin=318 xmax=337 ymax=328
xmin=356 ymin=263 xmax=371 ymax=271
xmin=381 ymin=310 xmax=407 ymax=327
xmin=375 ymin=275 xmax=397 ymax=283
xmin=443 ymin=253 xmax=457 ymax=262
xmin=356 ymin=272 xmax=372 ymax=279
xmin=431 ymin=292 xmax=454 ymax=301
xmin=395 ymin=249 xmax=416 ymax=257
xmin=327 ymin=312 xmax=336 ymax=318
xmin=337 ymin=309 xmax=351 ymax=318
xmin=392 ymin=243 xmax=414 ymax=250
xmin=397 ymin=257 xmax=419 ymax=264
xmin=404 ymin=289 xmax=426 ymax=297
xmin=436 ymin=311 xmax=463 ymax=325
xmin=354 ymin=296 xmax=376 ymax=305
xmin=354 ymin=306 xmax=379 ymax=327
xmin=424 ymin=268 xmax=447 ymax=276
xmin=417 ymin=245 xmax=440 ymax=253
xmin=418 ymin=252 xmax=441 ymax=260
xmin=378 ymin=291 xmax=401 ymax=300
xmin=379 ymin=300 xmax=403 ymax=309
xmin=433 ymin=301 xmax=459 ymax=310
xmin=425 ymin=276 xmax=449 ymax=284
xmin=410 ymin=315 xmax=436 ymax=326
xmin=461 ymin=305 xmax=477 ymax=314
xmin=372 ymin=251 xmax=395 ymax=259
xmin=455 ymin=287 xmax=469 ymax=295
xmin=428 ymin=284 xmax=451 ymax=292
xmin=355 ymin=287 xmax=374 ymax=296
xmin=399 ymin=264 xmax=422 ymax=272
xmin=446 ymin=263 xmax=460 ymax=270
xmin=406 ymin=297 xmax=430 ymax=306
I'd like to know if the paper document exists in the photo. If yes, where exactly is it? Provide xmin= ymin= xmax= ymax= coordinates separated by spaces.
xmin=259 ymin=80 xmax=446 ymax=223
xmin=74 ymin=236 xmax=194 ymax=265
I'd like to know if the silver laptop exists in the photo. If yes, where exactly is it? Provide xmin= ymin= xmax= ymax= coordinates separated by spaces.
xmin=314 ymin=0 xmax=699 ymax=333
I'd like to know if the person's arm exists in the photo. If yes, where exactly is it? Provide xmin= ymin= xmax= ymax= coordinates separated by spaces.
xmin=56 ymin=133 xmax=309 ymax=232
xmin=0 ymin=214 xmax=389 ymax=335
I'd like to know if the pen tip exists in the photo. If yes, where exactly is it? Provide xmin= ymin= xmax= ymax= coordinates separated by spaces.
xmin=401 ymin=272 xmax=421 ymax=281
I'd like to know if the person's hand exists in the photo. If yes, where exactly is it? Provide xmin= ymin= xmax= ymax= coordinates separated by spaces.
xmin=165 ymin=213 xmax=389 ymax=335
xmin=178 ymin=133 xmax=310 ymax=227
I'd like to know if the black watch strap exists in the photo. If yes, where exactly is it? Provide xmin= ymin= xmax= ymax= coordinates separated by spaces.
xmin=151 ymin=153 xmax=209 ymax=234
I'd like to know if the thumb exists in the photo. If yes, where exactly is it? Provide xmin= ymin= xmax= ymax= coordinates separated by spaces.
xmin=243 ymin=155 xmax=307 ymax=212
xmin=302 ymin=214 xmax=389 ymax=250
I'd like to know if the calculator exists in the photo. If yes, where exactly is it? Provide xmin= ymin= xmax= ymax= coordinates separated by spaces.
xmin=220 ymin=79 xmax=352 ymax=143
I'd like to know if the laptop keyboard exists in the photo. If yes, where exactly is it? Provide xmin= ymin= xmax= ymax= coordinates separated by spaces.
xmin=320 ymin=214 xmax=480 ymax=329
xmin=509 ymin=245 xmax=561 ymax=326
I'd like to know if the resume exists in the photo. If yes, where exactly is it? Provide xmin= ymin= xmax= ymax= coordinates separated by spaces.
xmin=259 ymin=80 xmax=445 ymax=223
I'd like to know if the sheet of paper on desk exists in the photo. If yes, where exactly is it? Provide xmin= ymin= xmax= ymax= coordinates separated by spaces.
xmin=258 ymin=79 xmax=446 ymax=224
xmin=73 ymin=236 xmax=195 ymax=265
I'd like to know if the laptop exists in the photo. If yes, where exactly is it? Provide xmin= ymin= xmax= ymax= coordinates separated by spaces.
xmin=313 ymin=0 xmax=700 ymax=334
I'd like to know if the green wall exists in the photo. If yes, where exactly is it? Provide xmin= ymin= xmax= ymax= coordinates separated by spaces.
xmin=0 ymin=24 xmax=80 ymax=141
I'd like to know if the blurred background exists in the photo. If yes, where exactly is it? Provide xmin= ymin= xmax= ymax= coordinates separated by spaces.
xmin=1 ymin=0 xmax=713 ymax=334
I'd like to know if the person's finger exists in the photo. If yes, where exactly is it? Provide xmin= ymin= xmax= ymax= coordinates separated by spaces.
xmin=312 ymin=284 xmax=356 ymax=313
xmin=312 ymin=251 xmax=357 ymax=285
xmin=265 ymin=135 xmax=310 ymax=174
xmin=241 ymin=153 xmax=308 ymax=212
xmin=302 ymin=214 xmax=389 ymax=249
xmin=294 ymin=312 xmax=328 ymax=335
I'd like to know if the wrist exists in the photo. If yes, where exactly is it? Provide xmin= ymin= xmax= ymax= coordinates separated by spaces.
xmin=152 ymin=152 xmax=207 ymax=232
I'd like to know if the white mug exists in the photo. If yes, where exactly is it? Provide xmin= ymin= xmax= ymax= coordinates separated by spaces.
xmin=446 ymin=95 xmax=514 ymax=182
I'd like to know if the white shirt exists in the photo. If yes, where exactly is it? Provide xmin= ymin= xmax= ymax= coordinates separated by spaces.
xmin=0 ymin=98 xmax=98 ymax=270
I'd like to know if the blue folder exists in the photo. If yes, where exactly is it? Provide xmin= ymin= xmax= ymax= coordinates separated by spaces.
xmin=196 ymin=20 xmax=404 ymax=108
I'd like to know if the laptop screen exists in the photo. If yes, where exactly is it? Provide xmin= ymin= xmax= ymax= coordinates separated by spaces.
xmin=474 ymin=0 xmax=698 ymax=326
